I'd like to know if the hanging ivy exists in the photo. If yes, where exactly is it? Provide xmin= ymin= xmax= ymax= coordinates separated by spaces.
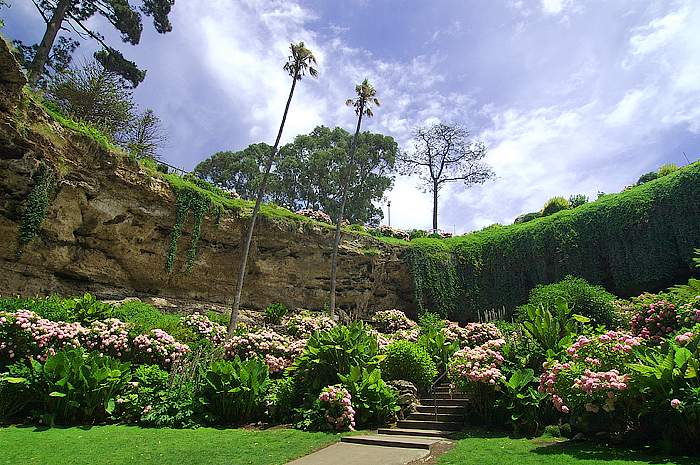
xmin=405 ymin=162 xmax=700 ymax=321
xmin=15 ymin=162 xmax=56 ymax=260
xmin=165 ymin=186 xmax=212 ymax=272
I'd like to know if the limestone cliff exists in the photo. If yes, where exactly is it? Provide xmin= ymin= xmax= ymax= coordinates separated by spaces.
xmin=0 ymin=41 xmax=415 ymax=319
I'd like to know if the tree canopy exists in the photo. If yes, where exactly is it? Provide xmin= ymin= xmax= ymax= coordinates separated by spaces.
xmin=399 ymin=123 xmax=494 ymax=230
xmin=194 ymin=125 xmax=397 ymax=225
xmin=22 ymin=0 xmax=175 ymax=88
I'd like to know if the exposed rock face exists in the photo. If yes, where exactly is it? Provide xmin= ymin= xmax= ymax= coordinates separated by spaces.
xmin=0 ymin=45 xmax=415 ymax=319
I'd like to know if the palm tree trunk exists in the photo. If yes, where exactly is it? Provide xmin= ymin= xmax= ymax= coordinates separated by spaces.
xmin=328 ymin=112 xmax=364 ymax=319
xmin=227 ymin=77 xmax=298 ymax=338
xmin=28 ymin=0 xmax=73 ymax=87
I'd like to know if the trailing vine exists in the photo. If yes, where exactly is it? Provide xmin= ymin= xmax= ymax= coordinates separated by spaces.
xmin=165 ymin=186 xmax=212 ymax=272
xmin=405 ymin=162 xmax=700 ymax=321
xmin=15 ymin=162 xmax=56 ymax=260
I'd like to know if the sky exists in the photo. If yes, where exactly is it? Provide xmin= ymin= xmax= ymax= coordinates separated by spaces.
xmin=3 ymin=0 xmax=700 ymax=234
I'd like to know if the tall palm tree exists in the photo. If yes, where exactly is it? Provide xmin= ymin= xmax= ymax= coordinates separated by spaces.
xmin=227 ymin=42 xmax=318 ymax=338
xmin=328 ymin=78 xmax=380 ymax=319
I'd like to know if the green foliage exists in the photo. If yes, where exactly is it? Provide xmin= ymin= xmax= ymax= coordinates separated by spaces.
xmin=541 ymin=196 xmax=571 ymax=217
xmin=407 ymin=229 xmax=427 ymax=240
xmin=405 ymin=162 xmax=700 ymax=319
xmin=0 ymin=294 xmax=73 ymax=322
xmin=32 ymin=348 xmax=132 ymax=426
xmin=568 ymin=194 xmax=589 ymax=208
xmin=496 ymin=368 xmax=547 ymax=438
xmin=637 ymin=171 xmax=659 ymax=185
xmin=15 ymin=162 xmax=55 ymax=258
xmin=165 ymin=186 xmax=212 ymax=272
xmin=417 ymin=311 xmax=447 ymax=332
xmin=265 ymin=303 xmax=288 ymax=325
xmin=290 ymin=321 xmax=384 ymax=393
xmin=380 ymin=340 xmax=437 ymax=386
xmin=338 ymin=366 xmax=398 ymax=427
xmin=199 ymin=356 xmax=270 ymax=425
xmin=519 ymin=275 xmax=618 ymax=328
xmin=265 ymin=376 xmax=298 ymax=423
xmin=70 ymin=292 xmax=114 ymax=323
xmin=111 ymin=301 xmax=179 ymax=336
xmin=519 ymin=297 xmax=576 ymax=352
xmin=417 ymin=327 xmax=459 ymax=373
xmin=40 ymin=99 xmax=117 ymax=150
xmin=658 ymin=162 xmax=678 ymax=177
xmin=1 ymin=361 xmax=38 ymax=422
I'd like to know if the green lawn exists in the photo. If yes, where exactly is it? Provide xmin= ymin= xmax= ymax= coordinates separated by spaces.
xmin=436 ymin=428 xmax=696 ymax=465
xmin=0 ymin=425 xmax=348 ymax=465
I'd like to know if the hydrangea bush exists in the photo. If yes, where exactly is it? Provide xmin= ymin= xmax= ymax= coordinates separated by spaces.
xmin=223 ymin=329 xmax=305 ymax=374
xmin=286 ymin=311 xmax=336 ymax=339
xmin=318 ymin=384 xmax=355 ymax=431
xmin=294 ymin=209 xmax=332 ymax=225
xmin=443 ymin=322 xmax=503 ymax=348
xmin=372 ymin=309 xmax=418 ymax=333
xmin=629 ymin=293 xmax=700 ymax=343
xmin=179 ymin=312 xmax=227 ymax=346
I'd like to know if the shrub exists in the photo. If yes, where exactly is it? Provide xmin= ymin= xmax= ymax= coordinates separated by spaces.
xmin=372 ymin=309 xmax=418 ymax=333
xmin=178 ymin=312 xmax=227 ymax=347
xmin=568 ymin=194 xmax=589 ymax=208
xmin=265 ymin=375 xmax=298 ymax=423
xmin=286 ymin=311 xmax=336 ymax=339
xmin=417 ymin=311 xmax=446 ymax=332
xmin=629 ymin=292 xmax=700 ymax=343
xmin=294 ymin=209 xmax=332 ymax=224
xmin=199 ymin=356 xmax=270 ymax=425
xmin=517 ymin=275 xmax=618 ymax=328
xmin=442 ymin=322 xmax=503 ymax=348
xmin=541 ymin=197 xmax=571 ymax=217
xmin=265 ymin=303 xmax=288 ymax=325
xmin=317 ymin=384 xmax=355 ymax=431
xmin=636 ymin=171 xmax=658 ymax=185
xmin=291 ymin=321 xmax=382 ymax=393
xmin=111 ymin=301 xmax=180 ymax=336
xmin=408 ymin=229 xmax=427 ymax=240
xmin=339 ymin=366 xmax=397 ymax=428
xmin=514 ymin=212 xmax=542 ymax=224
xmin=223 ymin=329 xmax=304 ymax=375
xmin=381 ymin=340 xmax=437 ymax=386
xmin=0 ymin=295 xmax=73 ymax=322
xmin=658 ymin=162 xmax=678 ymax=177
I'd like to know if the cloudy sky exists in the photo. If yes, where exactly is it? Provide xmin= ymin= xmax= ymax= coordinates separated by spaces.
xmin=3 ymin=0 xmax=699 ymax=234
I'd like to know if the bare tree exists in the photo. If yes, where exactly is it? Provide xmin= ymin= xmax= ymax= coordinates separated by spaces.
xmin=399 ymin=123 xmax=494 ymax=231
xmin=227 ymin=42 xmax=318 ymax=338
xmin=328 ymin=78 xmax=379 ymax=319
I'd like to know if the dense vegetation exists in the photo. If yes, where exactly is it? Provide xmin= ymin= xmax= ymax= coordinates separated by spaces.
xmin=405 ymin=162 xmax=700 ymax=321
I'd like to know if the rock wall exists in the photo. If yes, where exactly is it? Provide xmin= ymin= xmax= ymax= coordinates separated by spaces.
xmin=0 ymin=43 xmax=415 ymax=319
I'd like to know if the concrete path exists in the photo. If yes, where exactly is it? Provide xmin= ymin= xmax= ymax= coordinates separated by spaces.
xmin=284 ymin=441 xmax=430 ymax=465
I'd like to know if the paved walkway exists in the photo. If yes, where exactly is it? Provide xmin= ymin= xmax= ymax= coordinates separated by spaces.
xmin=284 ymin=441 xmax=431 ymax=465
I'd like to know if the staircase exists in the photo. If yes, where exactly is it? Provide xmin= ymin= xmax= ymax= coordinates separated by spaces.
xmin=340 ymin=381 xmax=467 ymax=450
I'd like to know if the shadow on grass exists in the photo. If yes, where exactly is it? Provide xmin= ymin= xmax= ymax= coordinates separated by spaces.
xmin=531 ymin=439 xmax=697 ymax=465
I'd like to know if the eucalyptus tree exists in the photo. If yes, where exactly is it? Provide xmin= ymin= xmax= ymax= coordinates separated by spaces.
xmin=227 ymin=42 xmax=318 ymax=338
xmin=24 ymin=0 xmax=175 ymax=88
xmin=328 ymin=78 xmax=380 ymax=319
xmin=399 ymin=123 xmax=494 ymax=231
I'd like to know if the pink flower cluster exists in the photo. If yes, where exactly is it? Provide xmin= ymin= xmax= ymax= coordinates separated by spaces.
xmin=630 ymin=299 xmax=680 ymax=342
xmin=294 ymin=209 xmax=332 ymax=224
xmin=286 ymin=312 xmax=336 ymax=339
xmin=539 ymin=331 xmax=640 ymax=414
xmin=179 ymin=312 xmax=227 ymax=346
xmin=448 ymin=342 xmax=506 ymax=388
xmin=443 ymin=322 xmax=503 ymax=348
xmin=223 ymin=329 xmax=305 ymax=374
xmin=318 ymin=384 xmax=355 ymax=431
xmin=376 ymin=225 xmax=410 ymax=241
xmin=132 ymin=329 xmax=191 ymax=365
xmin=80 ymin=318 xmax=132 ymax=358
xmin=372 ymin=309 xmax=418 ymax=333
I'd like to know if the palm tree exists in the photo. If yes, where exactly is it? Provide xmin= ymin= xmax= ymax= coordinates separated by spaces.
xmin=328 ymin=78 xmax=380 ymax=319
xmin=227 ymin=42 xmax=318 ymax=338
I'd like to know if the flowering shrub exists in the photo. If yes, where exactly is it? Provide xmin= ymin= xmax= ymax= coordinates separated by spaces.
xmin=286 ymin=311 xmax=336 ymax=339
xmin=132 ymin=329 xmax=191 ymax=366
xmin=80 ymin=318 xmax=132 ymax=359
xmin=448 ymin=340 xmax=506 ymax=424
xmin=539 ymin=331 xmax=642 ymax=415
xmin=372 ymin=309 xmax=417 ymax=333
xmin=179 ymin=312 xmax=227 ymax=346
xmin=630 ymin=293 xmax=700 ymax=343
xmin=318 ymin=384 xmax=355 ymax=431
xmin=294 ymin=209 xmax=332 ymax=224
xmin=223 ymin=329 xmax=305 ymax=374
xmin=442 ymin=322 xmax=502 ymax=348
xmin=378 ymin=225 xmax=410 ymax=241
xmin=0 ymin=309 xmax=83 ymax=363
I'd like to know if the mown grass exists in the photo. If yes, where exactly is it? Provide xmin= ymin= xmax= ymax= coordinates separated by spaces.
xmin=0 ymin=424 xmax=351 ymax=465
xmin=436 ymin=428 xmax=696 ymax=465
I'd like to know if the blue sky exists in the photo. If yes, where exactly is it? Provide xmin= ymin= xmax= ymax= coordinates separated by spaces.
xmin=3 ymin=0 xmax=699 ymax=234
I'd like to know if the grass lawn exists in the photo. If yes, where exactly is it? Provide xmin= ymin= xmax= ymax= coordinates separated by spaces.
xmin=436 ymin=428 xmax=697 ymax=465
xmin=0 ymin=424 xmax=350 ymax=465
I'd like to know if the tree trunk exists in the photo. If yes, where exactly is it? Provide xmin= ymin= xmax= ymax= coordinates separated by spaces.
xmin=28 ymin=0 xmax=74 ymax=87
xmin=328 ymin=112 xmax=364 ymax=319
xmin=432 ymin=180 xmax=439 ymax=231
xmin=227 ymin=77 xmax=298 ymax=339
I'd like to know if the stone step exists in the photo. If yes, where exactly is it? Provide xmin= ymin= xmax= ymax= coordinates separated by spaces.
xmin=420 ymin=398 xmax=469 ymax=407
xmin=416 ymin=404 xmax=465 ymax=415
xmin=340 ymin=434 xmax=443 ymax=450
xmin=378 ymin=428 xmax=455 ymax=438
xmin=407 ymin=412 xmax=464 ymax=422
xmin=396 ymin=419 xmax=463 ymax=431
